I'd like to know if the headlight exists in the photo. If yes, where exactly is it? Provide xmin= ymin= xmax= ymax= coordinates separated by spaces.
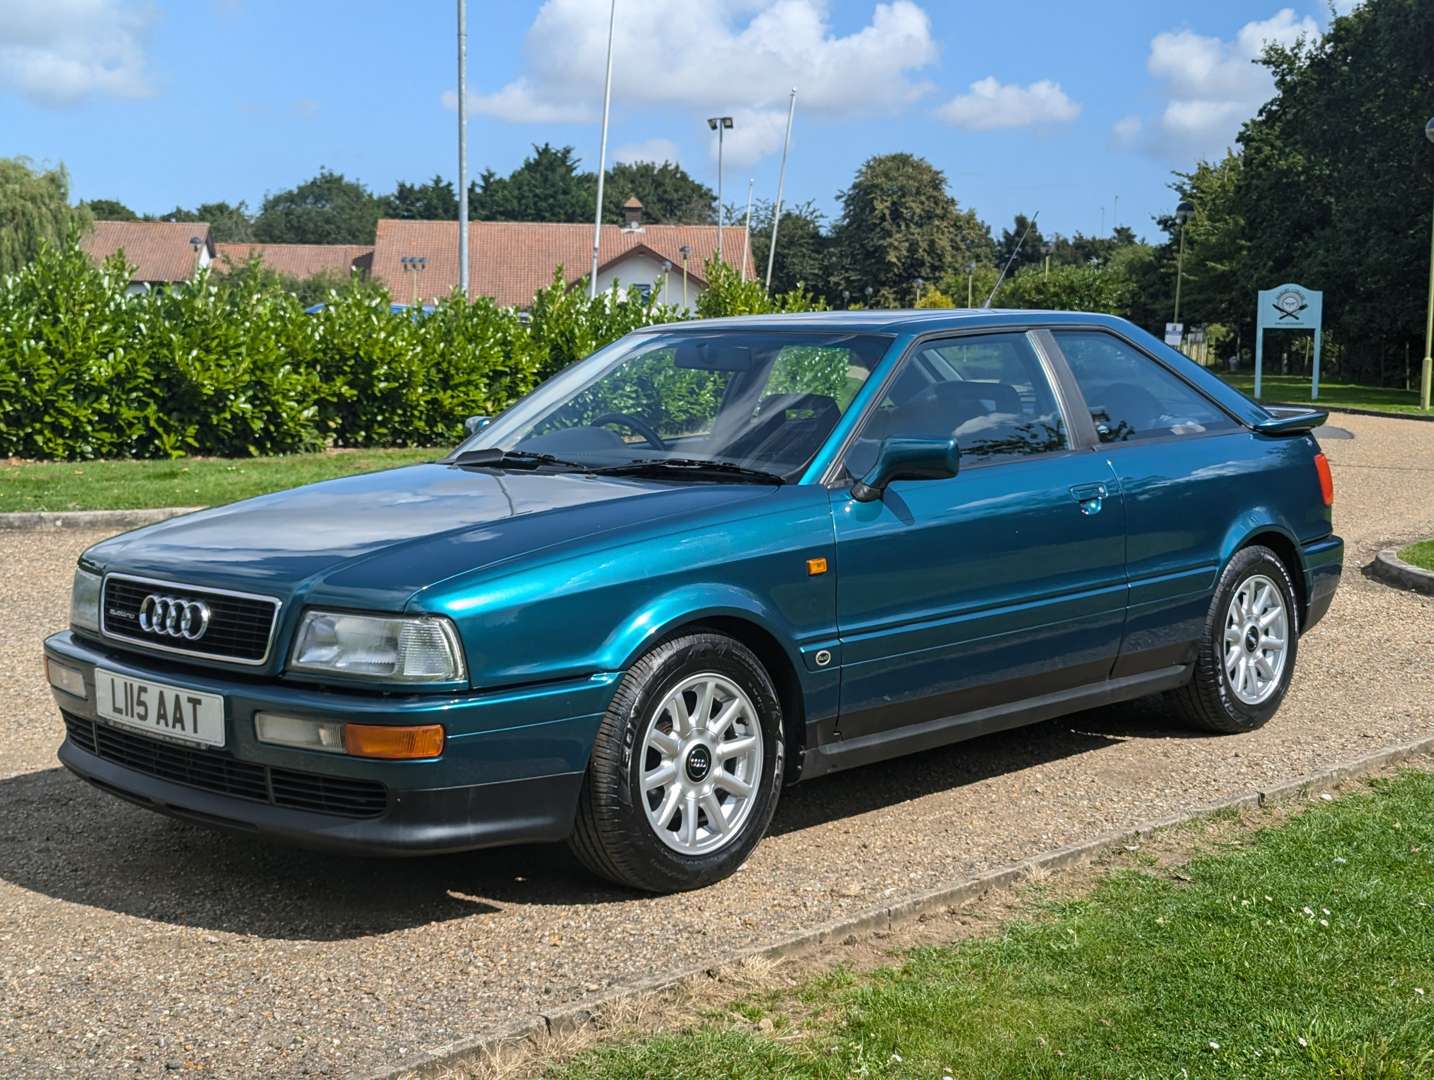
xmin=289 ymin=611 xmax=465 ymax=682
xmin=70 ymin=567 xmax=102 ymax=633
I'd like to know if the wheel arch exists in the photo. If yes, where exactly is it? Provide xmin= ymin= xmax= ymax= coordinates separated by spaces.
xmin=1225 ymin=523 xmax=1307 ymax=628
xmin=603 ymin=588 xmax=813 ymax=786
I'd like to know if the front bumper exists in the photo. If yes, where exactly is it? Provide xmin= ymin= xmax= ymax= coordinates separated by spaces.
xmin=45 ymin=630 xmax=616 ymax=855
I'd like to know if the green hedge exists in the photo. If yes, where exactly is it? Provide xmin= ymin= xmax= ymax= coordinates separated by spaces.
xmin=0 ymin=242 xmax=816 ymax=461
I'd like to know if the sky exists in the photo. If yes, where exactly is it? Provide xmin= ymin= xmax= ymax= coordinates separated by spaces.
xmin=0 ymin=0 xmax=1357 ymax=242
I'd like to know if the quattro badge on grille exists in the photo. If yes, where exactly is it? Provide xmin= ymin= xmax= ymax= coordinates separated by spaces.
xmin=137 ymin=595 xmax=212 ymax=641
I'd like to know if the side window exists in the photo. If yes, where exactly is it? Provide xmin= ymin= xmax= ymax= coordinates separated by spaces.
xmin=1053 ymin=331 xmax=1237 ymax=443
xmin=847 ymin=332 xmax=1068 ymax=475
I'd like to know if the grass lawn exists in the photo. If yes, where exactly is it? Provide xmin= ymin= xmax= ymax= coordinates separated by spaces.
xmin=1217 ymin=372 xmax=1430 ymax=417
xmin=1399 ymin=539 xmax=1434 ymax=572
xmin=548 ymin=771 xmax=1434 ymax=1079
xmin=0 ymin=447 xmax=443 ymax=513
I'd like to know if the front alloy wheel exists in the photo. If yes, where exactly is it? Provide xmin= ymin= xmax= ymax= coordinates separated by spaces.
xmin=569 ymin=633 xmax=784 ymax=892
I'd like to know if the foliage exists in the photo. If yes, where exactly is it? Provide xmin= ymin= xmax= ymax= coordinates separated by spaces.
xmin=252 ymin=168 xmax=381 ymax=244
xmin=828 ymin=153 xmax=992 ymax=306
xmin=1397 ymin=538 xmax=1434 ymax=571
xmin=996 ymin=264 xmax=1135 ymax=315
xmin=914 ymin=285 xmax=955 ymax=309
xmin=154 ymin=200 xmax=255 ymax=242
xmin=1164 ymin=0 xmax=1434 ymax=385
xmin=694 ymin=258 xmax=827 ymax=319
xmin=747 ymin=199 xmax=830 ymax=297
xmin=470 ymin=144 xmax=592 ymax=223
xmin=383 ymin=175 xmax=459 ymax=220
xmin=602 ymin=160 xmax=715 ymax=224
xmin=83 ymin=198 xmax=138 ymax=221
xmin=0 ymin=240 xmax=824 ymax=461
xmin=0 ymin=158 xmax=92 ymax=276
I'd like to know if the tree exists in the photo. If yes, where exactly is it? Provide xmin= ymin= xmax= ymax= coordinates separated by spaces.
xmin=601 ymin=160 xmax=715 ymax=224
xmin=384 ymin=175 xmax=459 ymax=220
xmin=997 ymin=264 xmax=1135 ymax=316
xmin=252 ymin=169 xmax=381 ymax=244
xmin=747 ymin=199 xmax=830 ymax=295
xmin=470 ymin=144 xmax=590 ymax=223
xmin=154 ymin=200 xmax=254 ymax=242
xmin=828 ymin=153 xmax=991 ymax=306
xmin=84 ymin=198 xmax=137 ymax=221
xmin=996 ymin=213 xmax=1049 ymax=274
xmin=0 ymin=157 xmax=91 ymax=275
xmin=1190 ymin=0 xmax=1434 ymax=384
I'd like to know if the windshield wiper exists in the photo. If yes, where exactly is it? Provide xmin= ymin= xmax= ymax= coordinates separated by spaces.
xmin=593 ymin=458 xmax=785 ymax=484
xmin=446 ymin=448 xmax=593 ymax=472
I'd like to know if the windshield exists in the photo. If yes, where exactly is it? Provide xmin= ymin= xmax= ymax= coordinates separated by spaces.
xmin=457 ymin=330 xmax=892 ymax=477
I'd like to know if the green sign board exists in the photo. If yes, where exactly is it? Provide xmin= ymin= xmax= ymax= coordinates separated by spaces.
xmin=1255 ymin=283 xmax=1323 ymax=400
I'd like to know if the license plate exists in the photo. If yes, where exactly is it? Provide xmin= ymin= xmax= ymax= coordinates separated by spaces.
xmin=94 ymin=669 xmax=226 ymax=748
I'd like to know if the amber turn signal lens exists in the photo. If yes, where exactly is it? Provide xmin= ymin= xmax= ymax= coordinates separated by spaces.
xmin=344 ymin=723 xmax=445 ymax=760
xmin=1313 ymin=452 xmax=1334 ymax=507
xmin=806 ymin=556 xmax=829 ymax=576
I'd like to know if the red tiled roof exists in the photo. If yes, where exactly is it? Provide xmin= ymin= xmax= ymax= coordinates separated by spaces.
xmin=370 ymin=219 xmax=754 ymax=307
xmin=213 ymin=243 xmax=373 ymax=280
xmin=81 ymin=221 xmax=212 ymax=283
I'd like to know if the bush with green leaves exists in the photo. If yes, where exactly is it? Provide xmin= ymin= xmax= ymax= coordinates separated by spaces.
xmin=0 ymin=246 xmax=823 ymax=461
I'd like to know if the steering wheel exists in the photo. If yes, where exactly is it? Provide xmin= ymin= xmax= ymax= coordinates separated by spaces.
xmin=589 ymin=412 xmax=668 ymax=450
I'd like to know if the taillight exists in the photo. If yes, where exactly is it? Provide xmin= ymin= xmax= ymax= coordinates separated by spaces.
xmin=1313 ymin=452 xmax=1333 ymax=507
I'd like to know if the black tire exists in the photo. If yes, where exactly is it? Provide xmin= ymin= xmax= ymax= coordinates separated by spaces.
xmin=568 ymin=632 xmax=785 ymax=893
xmin=1165 ymin=545 xmax=1300 ymax=734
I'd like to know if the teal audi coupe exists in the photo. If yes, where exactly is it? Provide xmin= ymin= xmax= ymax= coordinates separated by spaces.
xmin=45 ymin=310 xmax=1342 ymax=892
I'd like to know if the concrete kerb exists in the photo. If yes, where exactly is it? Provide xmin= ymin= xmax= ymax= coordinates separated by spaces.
xmin=361 ymin=733 xmax=1434 ymax=1080
xmin=1371 ymin=548 xmax=1434 ymax=596
xmin=0 ymin=507 xmax=203 ymax=531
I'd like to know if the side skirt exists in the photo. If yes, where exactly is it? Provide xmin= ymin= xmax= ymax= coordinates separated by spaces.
xmin=800 ymin=665 xmax=1191 ymax=780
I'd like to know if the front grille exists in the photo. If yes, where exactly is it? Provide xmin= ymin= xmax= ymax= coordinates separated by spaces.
xmin=63 ymin=713 xmax=388 ymax=819
xmin=102 ymin=575 xmax=279 ymax=664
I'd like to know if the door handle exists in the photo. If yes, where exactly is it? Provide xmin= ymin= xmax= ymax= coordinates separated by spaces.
xmin=1069 ymin=483 xmax=1108 ymax=515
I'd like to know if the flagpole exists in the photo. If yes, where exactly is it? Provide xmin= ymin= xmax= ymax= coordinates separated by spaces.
xmin=589 ymin=0 xmax=617 ymax=298
xmin=764 ymin=87 xmax=796 ymax=293
xmin=457 ymin=0 xmax=469 ymax=297
xmin=740 ymin=178 xmax=754 ymax=281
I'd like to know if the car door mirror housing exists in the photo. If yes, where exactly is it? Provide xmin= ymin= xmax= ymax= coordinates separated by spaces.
xmin=851 ymin=437 xmax=960 ymax=502
xmin=464 ymin=415 xmax=491 ymax=436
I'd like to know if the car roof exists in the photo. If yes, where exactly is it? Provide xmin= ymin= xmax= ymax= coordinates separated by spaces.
xmin=635 ymin=309 xmax=1131 ymax=335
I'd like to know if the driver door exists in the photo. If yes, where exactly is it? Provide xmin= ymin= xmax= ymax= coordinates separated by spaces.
xmin=830 ymin=331 xmax=1128 ymax=743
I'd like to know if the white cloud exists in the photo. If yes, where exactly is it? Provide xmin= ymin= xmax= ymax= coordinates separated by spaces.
xmin=613 ymin=137 xmax=680 ymax=165
xmin=456 ymin=1 xmax=937 ymax=162
xmin=936 ymin=76 xmax=1080 ymax=131
xmin=1136 ymin=8 xmax=1319 ymax=158
xmin=0 ymin=0 xmax=155 ymax=106
xmin=1111 ymin=114 xmax=1142 ymax=145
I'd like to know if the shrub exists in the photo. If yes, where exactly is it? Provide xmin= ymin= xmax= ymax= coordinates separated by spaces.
xmin=0 ymin=244 xmax=823 ymax=460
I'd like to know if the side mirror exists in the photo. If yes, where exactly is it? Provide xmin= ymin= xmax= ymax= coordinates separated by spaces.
xmin=851 ymin=437 xmax=959 ymax=503
xmin=464 ymin=415 xmax=491 ymax=436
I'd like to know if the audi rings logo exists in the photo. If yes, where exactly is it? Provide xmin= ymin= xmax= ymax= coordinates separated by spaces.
xmin=138 ymin=595 xmax=212 ymax=641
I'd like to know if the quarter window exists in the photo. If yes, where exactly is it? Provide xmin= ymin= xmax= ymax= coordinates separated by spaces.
xmin=846 ymin=332 xmax=1068 ymax=476
xmin=1053 ymin=331 xmax=1236 ymax=443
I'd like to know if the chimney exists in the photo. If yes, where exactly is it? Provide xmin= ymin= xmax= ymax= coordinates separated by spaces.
xmin=622 ymin=196 xmax=643 ymax=231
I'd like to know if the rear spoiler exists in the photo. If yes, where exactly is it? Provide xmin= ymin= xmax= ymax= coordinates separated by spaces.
xmin=1252 ymin=406 xmax=1328 ymax=436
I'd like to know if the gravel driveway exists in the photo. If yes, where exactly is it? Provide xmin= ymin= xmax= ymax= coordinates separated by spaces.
xmin=3 ymin=412 xmax=1431 ymax=1078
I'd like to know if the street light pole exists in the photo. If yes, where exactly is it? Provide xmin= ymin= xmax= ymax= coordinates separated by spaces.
xmin=1173 ymin=200 xmax=1194 ymax=327
xmin=765 ymin=88 xmax=797 ymax=293
xmin=589 ymin=0 xmax=617 ymax=299
xmin=707 ymin=116 xmax=733 ymax=264
xmin=740 ymin=177 xmax=754 ymax=281
xmin=965 ymin=262 xmax=976 ymax=308
xmin=1421 ymin=116 xmax=1434 ymax=410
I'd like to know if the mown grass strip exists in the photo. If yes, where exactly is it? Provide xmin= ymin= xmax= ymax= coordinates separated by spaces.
xmin=0 ymin=448 xmax=442 ymax=513
xmin=547 ymin=771 xmax=1434 ymax=1079
xmin=1398 ymin=539 xmax=1434 ymax=572
xmin=1217 ymin=372 xmax=1429 ymax=416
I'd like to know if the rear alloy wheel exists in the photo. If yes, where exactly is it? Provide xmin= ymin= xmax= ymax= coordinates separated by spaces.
xmin=1166 ymin=545 xmax=1300 ymax=734
xmin=569 ymin=633 xmax=784 ymax=892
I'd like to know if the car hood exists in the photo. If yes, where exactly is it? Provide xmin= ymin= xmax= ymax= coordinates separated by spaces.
xmin=85 ymin=463 xmax=778 ymax=608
